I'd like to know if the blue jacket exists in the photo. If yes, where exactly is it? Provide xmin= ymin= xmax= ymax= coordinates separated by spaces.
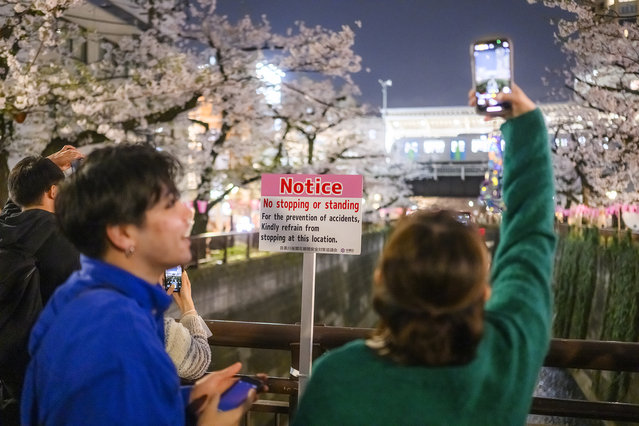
xmin=21 ymin=256 xmax=188 ymax=425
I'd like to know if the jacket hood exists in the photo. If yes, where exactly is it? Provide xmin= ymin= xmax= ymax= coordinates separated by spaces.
xmin=0 ymin=207 xmax=56 ymax=253
xmin=28 ymin=256 xmax=172 ymax=356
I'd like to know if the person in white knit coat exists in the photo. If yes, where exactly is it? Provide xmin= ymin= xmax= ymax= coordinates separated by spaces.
xmin=164 ymin=269 xmax=212 ymax=381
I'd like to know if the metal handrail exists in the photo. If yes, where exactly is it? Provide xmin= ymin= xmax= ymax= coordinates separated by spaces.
xmin=205 ymin=320 xmax=639 ymax=422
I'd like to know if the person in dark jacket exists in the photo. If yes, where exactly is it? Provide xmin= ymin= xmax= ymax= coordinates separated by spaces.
xmin=0 ymin=146 xmax=83 ymax=301
xmin=0 ymin=146 xmax=83 ymax=425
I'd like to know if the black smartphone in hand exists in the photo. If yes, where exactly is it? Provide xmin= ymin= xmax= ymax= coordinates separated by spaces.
xmin=471 ymin=36 xmax=513 ymax=116
xmin=164 ymin=265 xmax=182 ymax=292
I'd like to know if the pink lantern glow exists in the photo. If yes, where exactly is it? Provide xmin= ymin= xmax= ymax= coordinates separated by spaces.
xmin=196 ymin=200 xmax=208 ymax=214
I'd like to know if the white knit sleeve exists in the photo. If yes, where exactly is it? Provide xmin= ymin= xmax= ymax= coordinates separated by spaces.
xmin=164 ymin=316 xmax=212 ymax=381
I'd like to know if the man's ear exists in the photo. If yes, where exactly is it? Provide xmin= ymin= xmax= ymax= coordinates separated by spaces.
xmin=46 ymin=184 xmax=58 ymax=201
xmin=105 ymin=224 xmax=136 ymax=253
xmin=40 ymin=184 xmax=58 ymax=213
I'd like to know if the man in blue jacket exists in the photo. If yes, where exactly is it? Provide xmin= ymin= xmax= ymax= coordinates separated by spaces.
xmin=20 ymin=144 xmax=255 ymax=426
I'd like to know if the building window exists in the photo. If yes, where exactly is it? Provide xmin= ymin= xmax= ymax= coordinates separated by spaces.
xmin=68 ymin=38 xmax=88 ymax=63
xmin=422 ymin=140 xmax=445 ymax=154
xmin=471 ymin=136 xmax=491 ymax=153
xmin=404 ymin=141 xmax=419 ymax=160
xmin=620 ymin=4 xmax=636 ymax=13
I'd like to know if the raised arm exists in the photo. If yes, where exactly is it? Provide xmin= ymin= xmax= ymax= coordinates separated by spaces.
xmin=165 ymin=270 xmax=212 ymax=381
xmin=484 ymin=84 xmax=557 ymax=342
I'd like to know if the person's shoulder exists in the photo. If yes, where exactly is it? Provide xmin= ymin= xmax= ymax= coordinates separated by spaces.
xmin=163 ymin=316 xmax=181 ymax=338
xmin=58 ymin=287 xmax=155 ymax=337
xmin=313 ymin=339 xmax=369 ymax=371
xmin=22 ymin=208 xmax=56 ymax=223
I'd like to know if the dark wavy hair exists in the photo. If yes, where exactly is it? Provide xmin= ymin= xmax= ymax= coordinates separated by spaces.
xmin=368 ymin=209 xmax=489 ymax=366
xmin=55 ymin=144 xmax=181 ymax=259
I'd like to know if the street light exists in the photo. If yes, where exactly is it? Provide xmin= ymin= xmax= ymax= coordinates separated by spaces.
xmin=378 ymin=79 xmax=392 ymax=115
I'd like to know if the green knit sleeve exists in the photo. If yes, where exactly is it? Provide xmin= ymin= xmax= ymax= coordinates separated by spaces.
xmin=487 ymin=108 xmax=557 ymax=344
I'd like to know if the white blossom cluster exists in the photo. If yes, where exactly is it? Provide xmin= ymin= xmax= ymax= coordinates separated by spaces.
xmin=1 ymin=0 xmax=410 ymax=215
xmin=538 ymin=0 xmax=639 ymax=205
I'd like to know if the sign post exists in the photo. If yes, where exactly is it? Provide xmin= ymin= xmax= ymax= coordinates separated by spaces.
xmin=259 ymin=174 xmax=363 ymax=400
xmin=299 ymin=252 xmax=316 ymax=395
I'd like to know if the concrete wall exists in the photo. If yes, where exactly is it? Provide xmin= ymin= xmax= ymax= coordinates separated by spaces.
xmin=167 ymin=230 xmax=386 ymax=327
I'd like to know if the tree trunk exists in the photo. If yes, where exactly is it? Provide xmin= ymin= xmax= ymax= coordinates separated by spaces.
xmin=0 ymin=150 xmax=8 ymax=206
xmin=192 ymin=210 xmax=209 ymax=235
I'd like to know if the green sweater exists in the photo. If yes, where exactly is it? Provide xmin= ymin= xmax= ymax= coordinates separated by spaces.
xmin=292 ymin=109 xmax=557 ymax=426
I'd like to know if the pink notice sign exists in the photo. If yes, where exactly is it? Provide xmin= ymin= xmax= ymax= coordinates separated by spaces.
xmin=259 ymin=174 xmax=363 ymax=255
xmin=261 ymin=174 xmax=362 ymax=198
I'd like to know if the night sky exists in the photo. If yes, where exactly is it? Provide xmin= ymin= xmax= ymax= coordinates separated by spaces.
xmin=215 ymin=0 xmax=573 ymax=109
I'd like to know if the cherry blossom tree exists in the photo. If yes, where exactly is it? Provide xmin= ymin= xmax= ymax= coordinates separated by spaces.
xmin=1 ymin=0 xmax=409 ymax=219
xmin=535 ymin=0 xmax=639 ymax=205
xmin=0 ymin=0 xmax=212 ymax=202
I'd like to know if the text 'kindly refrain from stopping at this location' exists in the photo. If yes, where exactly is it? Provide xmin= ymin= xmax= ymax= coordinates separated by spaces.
xmin=259 ymin=174 xmax=363 ymax=255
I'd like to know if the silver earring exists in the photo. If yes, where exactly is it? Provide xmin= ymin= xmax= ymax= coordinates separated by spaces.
xmin=125 ymin=246 xmax=136 ymax=258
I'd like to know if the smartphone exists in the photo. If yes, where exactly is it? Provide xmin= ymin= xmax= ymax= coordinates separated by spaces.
xmin=164 ymin=265 xmax=182 ymax=292
xmin=218 ymin=377 xmax=264 ymax=412
xmin=70 ymin=158 xmax=83 ymax=173
xmin=471 ymin=36 xmax=513 ymax=116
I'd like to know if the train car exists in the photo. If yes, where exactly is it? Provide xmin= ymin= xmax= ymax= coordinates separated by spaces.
xmin=390 ymin=133 xmax=495 ymax=164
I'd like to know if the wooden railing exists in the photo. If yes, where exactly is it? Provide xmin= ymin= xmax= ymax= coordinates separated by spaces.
xmin=205 ymin=320 xmax=639 ymax=423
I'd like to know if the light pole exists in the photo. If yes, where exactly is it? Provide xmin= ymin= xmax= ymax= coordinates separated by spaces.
xmin=378 ymin=79 xmax=393 ymax=154
xmin=378 ymin=79 xmax=392 ymax=115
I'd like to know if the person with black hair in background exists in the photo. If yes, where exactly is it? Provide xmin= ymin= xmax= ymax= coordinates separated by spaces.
xmin=0 ymin=146 xmax=82 ymax=425
xmin=1 ymin=147 xmax=82 ymax=302
xmin=293 ymin=85 xmax=557 ymax=425
xmin=21 ymin=144 xmax=258 ymax=426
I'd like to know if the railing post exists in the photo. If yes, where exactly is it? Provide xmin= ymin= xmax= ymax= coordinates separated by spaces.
xmin=289 ymin=342 xmax=300 ymax=417
xmin=289 ymin=341 xmax=322 ymax=418
xmin=223 ymin=235 xmax=228 ymax=264
xmin=246 ymin=233 xmax=251 ymax=260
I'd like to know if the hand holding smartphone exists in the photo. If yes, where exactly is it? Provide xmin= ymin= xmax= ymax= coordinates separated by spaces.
xmin=164 ymin=265 xmax=183 ymax=292
xmin=471 ymin=36 xmax=513 ymax=116
xmin=218 ymin=376 xmax=266 ymax=412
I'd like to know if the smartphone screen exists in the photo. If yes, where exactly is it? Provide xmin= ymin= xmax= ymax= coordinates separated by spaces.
xmin=472 ymin=38 xmax=512 ymax=115
xmin=218 ymin=378 xmax=262 ymax=412
xmin=164 ymin=265 xmax=182 ymax=292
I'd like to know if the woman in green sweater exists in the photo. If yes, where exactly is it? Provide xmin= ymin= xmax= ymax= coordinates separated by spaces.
xmin=292 ymin=85 xmax=556 ymax=426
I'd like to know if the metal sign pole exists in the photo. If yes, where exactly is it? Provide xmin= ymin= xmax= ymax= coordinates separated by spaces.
xmin=298 ymin=252 xmax=316 ymax=402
